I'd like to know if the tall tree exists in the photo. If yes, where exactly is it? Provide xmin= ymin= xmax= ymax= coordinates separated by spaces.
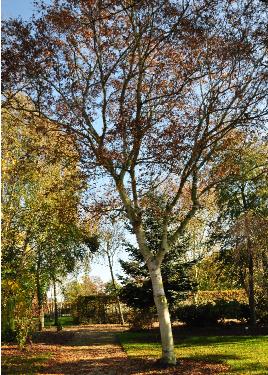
xmin=2 ymin=0 xmax=267 ymax=364
xmin=98 ymin=221 xmax=125 ymax=325
xmin=1 ymin=101 xmax=88 ymax=333
xmin=210 ymin=135 xmax=268 ymax=325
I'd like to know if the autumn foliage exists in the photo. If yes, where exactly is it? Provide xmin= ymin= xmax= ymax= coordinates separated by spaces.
xmin=2 ymin=0 xmax=268 ymax=364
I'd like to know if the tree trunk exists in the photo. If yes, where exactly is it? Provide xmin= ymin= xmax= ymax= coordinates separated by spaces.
xmin=242 ymin=198 xmax=256 ymax=327
xmin=36 ymin=259 xmax=44 ymax=331
xmin=107 ymin=252 xmax=125 ymax=325
xmin=53 ymin=278 xmax=59 ymax=327
xmin=148 ymin=261 xmax=176 ymax=365
xmin=248 ymin=245 xmax=256 ymax=327
xmin=38 ymin=305 xmax=45 ymax=331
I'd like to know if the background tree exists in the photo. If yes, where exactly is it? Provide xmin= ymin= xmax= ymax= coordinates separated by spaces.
xmin=1 ymin=101 xmax=90 ymax=336
xmin=97 ymin=221 xmax=125 ymax=324
xmin=62 ymin=275 xmax=105 ymax=304
xmin=2 ymin=0 xmax=267 ymax=364
xmin=195 ymin=252 xmax=242 ymax=292
xmin=210 ymin=135 xmax=268 ymax=325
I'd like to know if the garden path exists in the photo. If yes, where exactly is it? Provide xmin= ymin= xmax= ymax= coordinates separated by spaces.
xmin=2 ymin=324 xmax=227 ymax=375
xmin=37 ymin=324 xmax=129 ymax=375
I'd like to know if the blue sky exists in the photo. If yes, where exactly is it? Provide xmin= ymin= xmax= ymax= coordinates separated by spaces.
xmin=1 ymin=0 xmax=129 ymax=283
xmin=2 ymin=0 xmax=37 ymax=19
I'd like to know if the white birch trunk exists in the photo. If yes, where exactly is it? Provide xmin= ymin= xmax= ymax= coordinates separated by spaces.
xmin=148 ymin=261 xmax=176 ymax=365
xmin=107 ymin=252 xmax=125 ymax=325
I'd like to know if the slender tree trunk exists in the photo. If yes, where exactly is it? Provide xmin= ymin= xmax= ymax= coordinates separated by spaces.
xmin=242 ymin=196 xmax=256 ymax=326
xmin=36 ymin=288 xmax=45 ymax=332
xmin=38 ymin=304 xmax=45 ymax=331
xmin=116 ymin=184 xmax=176 ymax=364
xmin=53 ymin=278 xmax=59 ymax=326
xmin=36 ymin=258 xmax=44 ymax=331
xmin=148 ymin=261 xmax=176 ymax=365
xmin=248 ymin=243 xmax=256 ymax=326
xmin=194 ymin=265 xmax=199 ymax=304
xmin=107 ymin=252 xmax=125 ymax=325
xmin=133 ymin=221 xmax=176 ymax=365
xmin=261 ymin=251 xmax=268 ymax=305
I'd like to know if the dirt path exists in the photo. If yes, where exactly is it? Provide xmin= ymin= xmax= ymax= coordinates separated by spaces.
xmin=2 ymin=325 xmax=227 ymax=375
xmin=38 ymin=325 xmax=130 ymax=375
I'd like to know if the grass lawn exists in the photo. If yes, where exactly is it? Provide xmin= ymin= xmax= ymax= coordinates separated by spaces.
xmin=118 ymin=332 xmax=268 ymax=374
xmin=1 ymin=352 xmax=51 ymax=374
xmin=44 ymin=315 xmax=75 ymax=327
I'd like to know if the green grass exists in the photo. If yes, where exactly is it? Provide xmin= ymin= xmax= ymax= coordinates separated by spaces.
xmin=44 ymin=315 xmax=75 ymax=327
xmin=2 ymin=353 xmax=51 ymax=374
xmin=119 ymin=332 xmax=268 ymax=374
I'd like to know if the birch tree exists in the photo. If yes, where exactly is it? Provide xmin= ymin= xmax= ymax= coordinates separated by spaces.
xmin=98 ymin=221 xmax=125 ymax=324
xmin=2 ymin=102 xmax=88 ymax=334
xmin=2 ymin=0 xmax=267 ymax=364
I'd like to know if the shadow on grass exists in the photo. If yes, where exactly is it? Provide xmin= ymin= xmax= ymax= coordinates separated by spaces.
xmin=119 ymin=331 xmax=262 ymax=346
xmin=175 ymin=335 xmax=261 ymax=348
xmin=173 ymin=324 xmax=268 ymax=337
xmin=181 ymin=353 xmax=239 ymax=363
xmin=119 ymin=333 xmax=268 ymax=374
xmin=3 ymin=351 xmax=267 ymax=375
xmin=233 ymin=362 xmax=268 ymax=374
xmin=36 ymin=355 xmax=227 ymax=375
xmin=180 ymin=353 xmax=268 ymax=374
xmin=2 ymin=354 xmax=50 ymax=375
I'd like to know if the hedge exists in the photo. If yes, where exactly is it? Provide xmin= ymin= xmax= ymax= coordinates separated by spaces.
xmin=176 ymin=300 xmax=250 ymax=326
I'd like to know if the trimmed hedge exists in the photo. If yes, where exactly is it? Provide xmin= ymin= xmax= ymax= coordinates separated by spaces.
xmin=74 ymin=295 xmax=121 ymax=324
xmin=194 ymin=290 xmax=247 ymax=304
xmin=176 ymin=300 xmax=250 ymax=326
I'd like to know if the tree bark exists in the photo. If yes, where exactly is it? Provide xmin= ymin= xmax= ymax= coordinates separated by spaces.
xmin=107 ymin=252 xmax=125 ymax=325
xmin=36 ymin=258 xmax=44 ymax=331
xmin=38 ymin=304 xmax=45 ymax=331
xmin=248 ymin=244 xmax=256 ymax=327
xmin=116 ymin=183 xmax=176 ymax=364
xmin=53 ymin=278 xmax=59 ymax=327
xmin=148 ymin=261 xmax=176 ymax=365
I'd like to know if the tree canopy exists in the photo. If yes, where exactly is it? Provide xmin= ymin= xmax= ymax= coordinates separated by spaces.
xmin=2 ymin=0 xmax=268 ymax=364
xmin=1 ymin=100 xmax=91 ymax=339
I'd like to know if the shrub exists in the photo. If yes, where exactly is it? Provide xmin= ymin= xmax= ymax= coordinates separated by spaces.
xmin=256 ymin=294 xmax=268 ymax=323
xmin=216 ymin=299 xmax=250 ymax=321
xmin=14 ymin=301 xmax=35 ymax=349
xmin=176 ymin=303 xmax=221 ymax=326
xmin=128 ymin=308 xmax=156 ymax=330
xmin=1 ymin=297 xmax=16 ymax=342
xmin=15 ymin=316 xmax=34 ymax=349
xmin=2 ymin=293 xmax=35 ymax=347
xmin=259 ymin=313 xmax=268 ymax=324
xmin=176 ymin=300 xmax=250 ymax=326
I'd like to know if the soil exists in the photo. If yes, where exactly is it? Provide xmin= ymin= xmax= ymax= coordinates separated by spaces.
xmin=2 ymin=324 xmax=228 ymax=375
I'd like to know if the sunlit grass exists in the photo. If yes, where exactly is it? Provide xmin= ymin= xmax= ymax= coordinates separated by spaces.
xmin=44 ymin=315 xmax=75 ymax=327
xmin=2 ymin=353 xmax=51 ymax=374
xmin=119 ymin=332 xmax=268 ymax=374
